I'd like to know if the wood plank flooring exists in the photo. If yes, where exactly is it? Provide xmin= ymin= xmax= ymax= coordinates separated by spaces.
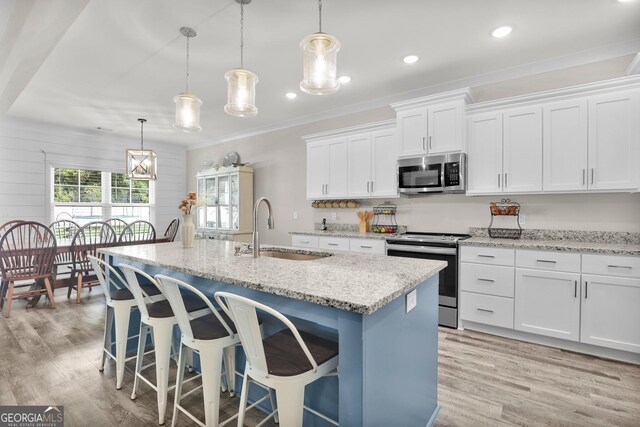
xmin=1 ymin=289 xmax=639 ymax=426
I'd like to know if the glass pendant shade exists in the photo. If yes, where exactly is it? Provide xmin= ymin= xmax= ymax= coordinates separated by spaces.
xmin=126 ymin=149 xmax=157 ymax=181
xmin=300 ymin=32 xmax=340 ymax=95
xmin=224 ymin=68 xmax=258 ymax=117
xmin=173 ymin=92 xmax=202 ymax=132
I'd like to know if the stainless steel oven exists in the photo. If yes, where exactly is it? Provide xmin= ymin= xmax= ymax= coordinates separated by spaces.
xmin=398 ymin=153 xmax=466 ymax=195
xmin=386 ymin=232 xmax=469 ymax=328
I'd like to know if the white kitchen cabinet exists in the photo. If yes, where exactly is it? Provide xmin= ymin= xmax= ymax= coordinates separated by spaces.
xmin=467 ymin=112 xmax=503 ymax=194
xmin=396 ymin=107 xmax=428 ymax=157
xmin=428 ymin=101 xmax=464 ymax=154
xmin=291 ymin=235 xmax=319 ymax=249
xmin=347 ymin=134 xmax=372 ymax=197
xmin=581 ymin=253 xmax=640 ymax=278
xmin=318 ymin=236 xmax=350 ymax=252
xmin=543 ymin=99 xmax=588 ymax=192
xmin=292 ymin=235 xmax=385 ymax=255
xmin=460 ymin=263 xmax=514 ymax=298
xmin=588 ymin=91 xmax=640 ymax=191
xmin=460 ymin=292 xmax=514 ymax=329
xmin=581 ymin=274 xmax=640 ymax=353
xmin=349 ymin=238 xmax=386 ymax=255
xmin=460 ymin=246 xmax=515 ymax=267
xmin=503 ymin=106 xmax=543 ymax=193
xmin=514 ymin=268 xmax=581 ymax=341
xmin=306 ymin=138 xmax=348 ymax=199
xmin=371 ymin=129 xmax=398 ymax=197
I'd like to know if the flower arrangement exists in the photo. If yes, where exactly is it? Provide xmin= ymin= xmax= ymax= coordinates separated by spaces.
xmin=179 ymin=192 xmax=197 ymax=214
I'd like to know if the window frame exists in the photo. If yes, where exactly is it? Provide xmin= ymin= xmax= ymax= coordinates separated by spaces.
xmin=48 ymin=164 xmax=155 ymax=224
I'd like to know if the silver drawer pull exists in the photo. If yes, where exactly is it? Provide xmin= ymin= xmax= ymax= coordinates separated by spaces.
xmin=536 ymin=260 xmax=557 ymax=264
xmin=477 ymin=278 xmax=495 ymax=282
xmin=360 ymin=245 xmax=372 ymax=249
xmin=300 ymin=241 xmax=310 ymax=244
xmin=327 ymin=243 xmax=339 ymax=246
xmin=607 ymin=265 xmax=632 ymax=269
xmin=477 ymin=255 xmax=495 ymax=258
xmin=476 ymin=308 xmax=494 ymax=313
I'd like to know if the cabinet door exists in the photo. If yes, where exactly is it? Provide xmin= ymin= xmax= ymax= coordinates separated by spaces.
xmin=307 ymin=141 xmax=328 ymax=199
xmin=588 ymin=91 xmax=640 ymax=190
xmin=467 ymin=112 xmax=503 ymax=194
xmin=347 ymin=134 xmax=372 ymax=197
xmin=397 ymin=107 xmax=428 ymax=157
xmin=543 ymin=100 xmax=588 ymax=191
xmin=428 ymin=101 xmax=463 ymax=154
xmin=326 ymin=138 xmax=348 ymax=197
xmin=515 ymin=268 xmax=581 ymax=341
xmin=371 ymin=129 xmax=398 ymax=197
xmin=581 ymin=274 xmax=640 ymax=353
xmin=503 ymin=107 xmax=543 ymax=193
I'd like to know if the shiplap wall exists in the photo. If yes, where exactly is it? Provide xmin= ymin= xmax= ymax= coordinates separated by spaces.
xmin=0 ymin=117 xmax=186 ymax=230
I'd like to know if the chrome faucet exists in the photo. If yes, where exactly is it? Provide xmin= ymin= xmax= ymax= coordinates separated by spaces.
xmin=252 ymin=196 xmax=274 ymax=258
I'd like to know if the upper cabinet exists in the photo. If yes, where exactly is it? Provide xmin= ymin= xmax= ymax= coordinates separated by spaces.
xmin=305 ymin=121 xmax=398 ymax=200
xmin=588 ymin=91 xmax=640 ymax=191
xmin=306 ymin=138 xmax=348 ymax=199
xmin=467 ymin=107 xmax=542 ymax=195
xmin=468 ymin=79 xmax=640 ymax=195
xmin=392 ymin=89 xmax=473 ymax=158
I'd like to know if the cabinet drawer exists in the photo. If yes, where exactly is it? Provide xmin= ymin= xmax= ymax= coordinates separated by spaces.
xmin=318 ymin=236 xmax=350 ymax=252
xmin=349 ymin=238 xmax=386 ymax=255
xmin=460 ymin=263 xmax=514 ymax=297
xmin=460 ymin=246 xmax=515 ymax=266
xmin=582 ymin=254 xmax=640 ymax=278
xmin=516 ymin=250 xmax=581 ymax=273
xmin=291 ymin=235 xmax=319 ymax=249
xmin=460 ymin=292 xmax=514 ymax=329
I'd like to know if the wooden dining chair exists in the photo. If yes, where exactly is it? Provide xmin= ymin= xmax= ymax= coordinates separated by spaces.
xmin=163 ymin=218 xmax=180 ymax=242
xmin=49 ymin=219 xmax=80 ymax=275
xmin=105 ymin=218 xmax=128 ymax=238
xmin=119 ymin=220 xmax=156 ymax=244
xmin=0 ymin=222 xmax=57 ymax=317
xmin=68 ymin=221 xmax=117 ymax=304
xmin=0 ymin=220 xmax=24 ymax=308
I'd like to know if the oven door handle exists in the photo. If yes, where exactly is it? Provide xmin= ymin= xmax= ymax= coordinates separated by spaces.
xmin=386 ymin=244 xmax=457 ymax=256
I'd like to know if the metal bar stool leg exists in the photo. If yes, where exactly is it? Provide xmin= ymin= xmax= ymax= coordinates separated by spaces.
xmin=113 ymin=303 xmax=133 ymax=390
xmin=99 ymin=306 xmax=114 ymax=372
xmin=223 ymin=346 xmax=236 ymax=397
xmin=153 ymin=321 xmax=175 ymax=425
xmin=171 ymin=344 xmax=187 ymax=427
xmin=199 ymin=346 xmax=224 ymax=427
xmin=131 ymin=323 xmax=148 ymax=400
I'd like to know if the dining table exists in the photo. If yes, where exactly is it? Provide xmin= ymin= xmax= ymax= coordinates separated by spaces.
xmin=0 ymin=236 xmax=172 ymax=308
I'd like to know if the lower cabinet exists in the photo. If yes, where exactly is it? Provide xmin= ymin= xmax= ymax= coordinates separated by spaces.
xmin=291 ymin=235 xmax=386 ymax=255
xmin=460 ymin=292 xmax=514 ymax=329
xmin=580 ymin=274 xmax=640 ymax=353
xmin=514 ymin=268 xmax=581 ymax=341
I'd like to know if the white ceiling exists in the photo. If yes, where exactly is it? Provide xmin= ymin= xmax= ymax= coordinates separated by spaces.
xmin=2 ymin=0 xmax=640 ymax=147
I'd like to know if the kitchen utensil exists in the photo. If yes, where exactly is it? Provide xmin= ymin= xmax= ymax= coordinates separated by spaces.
xmin=223 ymin=151 xmax=240 ymax=166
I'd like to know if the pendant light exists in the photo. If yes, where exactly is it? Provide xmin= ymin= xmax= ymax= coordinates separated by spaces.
xmin=300 ymin=0 xmax=340 ymax=95
xmin=126 ymin=118 xmax=158 ymax=181
xmin=224 ymin=0 xmax=258 ymax=117
xmin=174 ymin=27 xmax=202 ymax=132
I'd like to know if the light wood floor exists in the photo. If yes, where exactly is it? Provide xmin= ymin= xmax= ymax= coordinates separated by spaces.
xmin=1 ymin=290 xmax=639 ymax=426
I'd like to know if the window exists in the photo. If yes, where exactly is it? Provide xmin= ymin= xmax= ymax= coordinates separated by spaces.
xmin=51 ymin=167 xmax=153 ymax=226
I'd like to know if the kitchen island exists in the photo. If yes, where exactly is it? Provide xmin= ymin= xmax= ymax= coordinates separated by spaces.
xmin=100 ymin=240 xmax=446 ymax=427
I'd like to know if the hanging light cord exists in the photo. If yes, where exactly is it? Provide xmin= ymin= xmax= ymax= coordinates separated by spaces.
xmin=185 ymin=35 xmax=190 ymax=92
xmin=318 ymin=0 xmax=322 ymax=32
xmin=140 ymin=120 xmax=145 ymax=150
xmin=240 ymin=1 xmax=244 ymax=69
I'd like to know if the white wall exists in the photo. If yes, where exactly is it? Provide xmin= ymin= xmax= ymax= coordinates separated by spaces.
xmin=0 ymin=117 xmax=186 ymax=230
xmin=188 ymin=110 xmax=640 ymax=246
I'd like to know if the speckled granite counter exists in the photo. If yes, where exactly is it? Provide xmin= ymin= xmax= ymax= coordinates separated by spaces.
xmin=461 ymin=228 xmax=640 ymax=256
xmin=99 ymin=240 xmax=445 ymax=314
xmin=290 ymin=230 xmax=398 ymax=240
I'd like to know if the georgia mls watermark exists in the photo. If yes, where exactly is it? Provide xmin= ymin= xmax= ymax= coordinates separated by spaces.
xmin=0 ymin=406 xmax=64 ymax=427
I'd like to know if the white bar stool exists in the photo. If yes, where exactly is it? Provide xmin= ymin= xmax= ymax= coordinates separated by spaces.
xmin=215 ymin=292 xmax=339 ymax=427
xmin=119 ymin=264 xmax=209 ymax=425
xmin=155 ymin=275 xmax=246 ymax=427
xmin=88 ymin=255 xmax=163 ymax=390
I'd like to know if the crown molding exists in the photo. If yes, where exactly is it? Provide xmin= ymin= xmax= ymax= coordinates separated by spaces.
xmin=467 ymin=75 xmax=640 ymax=114
xmin=302 ymin=119 xmax=396 ymax=142
xmin=627 ymin=52 xmax=640 ymax=76
xmin=390 ymin=88 xmax=474 ymax=111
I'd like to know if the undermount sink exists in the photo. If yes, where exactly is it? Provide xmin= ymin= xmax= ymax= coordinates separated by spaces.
xmin=259 ymin=249 xmax=331 ymax=261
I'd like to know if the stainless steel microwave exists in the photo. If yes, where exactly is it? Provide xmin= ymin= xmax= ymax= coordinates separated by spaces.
xmin=397 ymin=153 xmax=466 ymax=194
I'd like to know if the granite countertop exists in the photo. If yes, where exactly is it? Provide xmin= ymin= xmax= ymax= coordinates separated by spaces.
xmin=99 ymin=240 xmax=445 ymax=315
xmin=290 ymin=230 xmax=398 ymax=240
xmin=460 ymin=237 xmax=640 ymax=256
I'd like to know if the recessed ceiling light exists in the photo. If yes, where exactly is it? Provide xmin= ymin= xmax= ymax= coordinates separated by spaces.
xmin=285 ymin=92 xmax=297 ymax=100
xmin=403 ymin=55 xmax=419 ymax=64
xmin=338 ymin=75 xmax=351 ymax=84
xmin=491 ymin=25 xmax=513 ymax=38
